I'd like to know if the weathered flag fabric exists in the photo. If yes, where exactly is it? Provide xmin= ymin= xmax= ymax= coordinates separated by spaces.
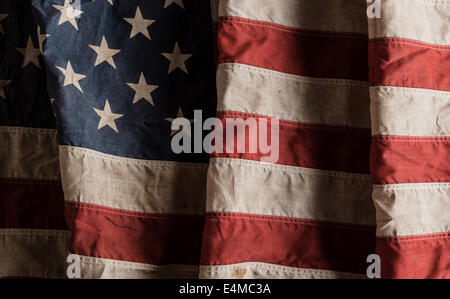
xmin=0 ymin=0 xmax=448 ymax=279
xmin=32 ymin=0 xmax=216 ymax=278
xmin=368 ymin=0 xmax=450 ymax=278
xmin=200 ymin=0 xmax=377 ymax=279
xmin=0 ymin=0 xmax=69 ymax=278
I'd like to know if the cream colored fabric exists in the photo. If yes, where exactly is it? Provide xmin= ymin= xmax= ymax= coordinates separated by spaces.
xmin=59 ymin=145 xmax=208 ymax=214
xmin=200 ymin=263 xmax=365 ymax=279
xmin=207 ymin=158 xmax=376 ymax=225
xmin=0 ymin=126 xmax=60 ymax=180
xmin=219 ymin=0 xmax=368 ymax=34
xmin=368 ymin=0 xmax=450 ymax=45
xmin=373 ymin=183 xmax=450 ymax=237
xmin=75 ymin=255 xmax=199 ymax=279
xmin=370 ymin=87 xmax=450 ymax=136
xmin=0 ymin=229 xmax=70 ymax=278
xmin=218 ymin=63 xmax=371 ymax=128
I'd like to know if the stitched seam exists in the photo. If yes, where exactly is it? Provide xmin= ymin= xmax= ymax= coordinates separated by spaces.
xmin=211 ymin=157 xmax=372 ymax=180
xmin=220 ymin=63 xmax=369 ymax=87
xmin=206 ymin=212 xmax=376 ymax=231
xmin=66 ymin=202 xmax=204 ymax=220
xmin=60 ymin=145 xmax=208 ymax=169
xmin=370 ymin=86 xmax=450 ymax=98
xmin=220 ymin=16 xmax=368 ymax=39
xmin=372 ymin=136 xmax=450 ymax=142
xmin=373 ymin=182 xmax=450 ymax=190
xmin=378 ymin=233 xmax=450 ymax=243
xmin=370 ymin=37 xmax=450 ymax=50
xmin=218 ymin=111 xmax=371 ymax=134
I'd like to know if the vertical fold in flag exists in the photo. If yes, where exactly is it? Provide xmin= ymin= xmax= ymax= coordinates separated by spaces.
xmin=199 ymin=0 xmax=377 ymax=279
xmin=368 ymin=0 xmax=450 ymax=278
xmin=0 ymin=0 xmax=69 ymax=278
xmin=31 ymin=0 xmax=216 ymax=278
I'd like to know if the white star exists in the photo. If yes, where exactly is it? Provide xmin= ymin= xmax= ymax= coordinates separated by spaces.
xmin=15 ymin=37 xmax=41 ymax=69
xmin=0 ymin=80 xmax=11 ymax=100
xmin=93 ymin=100 xmax=123 ymax=133
xmin=37 ymin=26 xmax=50 ymax=54
xmin=89 ymin=36 xmax=121 ymax=69
xmin=56 ymin=60 xmax=87 ymax=93
xmin=123 ymin=7 xmax=155 ymax=40
xmin=53 ymin=0 xmax=84 ymax=31
xmin=161 ymin=42 xmax=192 ymax=74
xmin=164 ymin=0 xmax=185 ymax=9
xmin=0 ymin=14 xmax=8 ymax=35
xmin=165 ymin=107 xmax=193 ymax=136
xmin=127 ymin=73 xmax=158 ymax=105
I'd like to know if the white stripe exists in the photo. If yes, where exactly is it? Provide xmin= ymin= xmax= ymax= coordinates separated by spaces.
xmin=370 ymin=86 xmax=450 ymax=136
xmin=75 ymin=254 xmax=199 ymax=279
xmin=200 ymin=262 xmax=365 ymax=279
xmin=0 ymin=229 xmax=70 ymax=278
xmin=207 ymin=158 xmax=376 ymax=225
xmin=59 ymin=145 xmax=208 ymax=214
xmin=373 ymin=183 xmax=450 ymax=237
xmin=219 ymin=0 xmax=368 ymax=34
xmin=218 ymin=63 xmax=370 ymax=128
xmin=0 ymin=126 xmax=60 ymax=180
xmin=368 ymin=0 xmax=450 ymax=45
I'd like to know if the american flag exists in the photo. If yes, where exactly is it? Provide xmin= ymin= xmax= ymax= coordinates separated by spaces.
xmin=0 ymin=0 xmax=448 ymax=279
xmin=0 ymin=0 xmax=69 ymax=278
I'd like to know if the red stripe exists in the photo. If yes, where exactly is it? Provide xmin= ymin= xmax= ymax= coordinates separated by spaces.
xmin=377 ymin=233 xmax=450 ymax=279
xmin=0 ymin=179 xmax=67 ymax=230
xmin=370 ymin=136 xmax=450 ymax=184
xmin=200 ymin=212 xmax=376 ymax=274
xmin=213 ymin=111 xmax=371 ymax=174
xmin=65 ymin=202 xmax=204 ymax=265
xmin=217 ymin=16 xmax=368 ymax=81
xmin=369 ymin=38 xmax=450 ymax=91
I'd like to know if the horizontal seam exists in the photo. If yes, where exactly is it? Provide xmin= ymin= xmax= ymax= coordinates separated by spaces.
xmin=222 ymin=60 xmax=367 ymax=81
xmin=393 ymin=227 xmax=450 ymax=236
xmin=219 ymin=16 xmax=368 ymax=39
xmin=66 ymin=201 xmax=204 ymax=220
xmin=218 ymin=111 xmax=372 ymax=133
xmin=370 ymin=86 xmax=450 ymax=98
xmin=206 ymin=212 xmax=376 ymax=231
xmin=377 ymin=233 xmax=449 ymax=243
xmin=370 ymin=37 xmax=450 ymax=50
xmin=211 ymin=158 xmax=372 ymax=180
xmin=373 ymin=183 xmax=450 ymax=190
xmin=200 ymin=264 xmax=363 ymax=278
xmin=405 ymin=0 xmax=450 ymax=5
xmin=60 ymin=146 xmax=208 ymax=169
xmin=217 ymin=106 xmax=370 ymax=130
xmin=372 ymin=136 xmax=450 ymax=142
xmin=65 ymin=198 xmax=205 ymax=215
xmin=219 ymin=63 xmax=369 ymax=87
xmin=370 ymin=81 xmax=450 ymax=93
xmin=201 ymin=262 xmax=365 ymax=277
